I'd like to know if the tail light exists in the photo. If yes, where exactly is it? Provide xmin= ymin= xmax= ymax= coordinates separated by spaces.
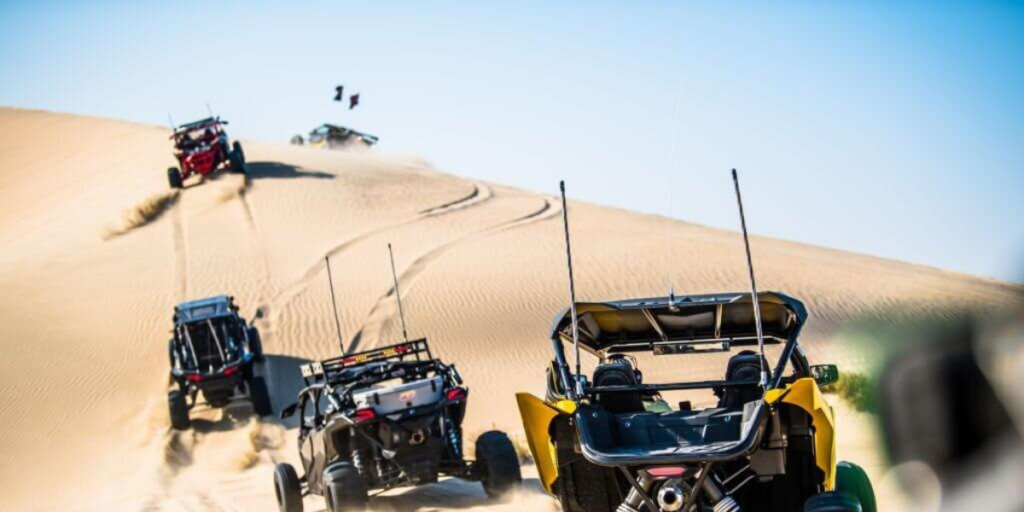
xmin=186 ymin=373 xmax=202 ymax=383
xmin=352 ymin=408 xmax=377 ymax=424
xmin=222 ymin=366 xmax=239 ymax=377
xmin=446 ymin=387 xmax=467 ymax=402
xmin=647 ymin=466 xmax=690 ymax=478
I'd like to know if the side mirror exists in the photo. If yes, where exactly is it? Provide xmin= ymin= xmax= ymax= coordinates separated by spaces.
xmin=280 ymin=402 xmax=298 ymax=420
xmin=811 ymin=364 xmax=840 ymax=386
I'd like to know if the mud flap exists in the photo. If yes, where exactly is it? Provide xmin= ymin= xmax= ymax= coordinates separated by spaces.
xmin=515 ymin=393 xmax=576 ymax=494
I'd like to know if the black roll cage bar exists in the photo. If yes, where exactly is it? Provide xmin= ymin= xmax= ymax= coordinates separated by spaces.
xmin=549 ymin=303 xmax=811 ymax=402
xmin=287 ymin=338 xmax=465 ymax=423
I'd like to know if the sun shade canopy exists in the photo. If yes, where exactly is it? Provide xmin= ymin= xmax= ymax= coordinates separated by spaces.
xmin=174 ymin=295 xmax=234 ymax=325
xmin=550 ymin=292 xmax=807 ymax=355
xmin=175 ymin=117 xmax=219 ymax=133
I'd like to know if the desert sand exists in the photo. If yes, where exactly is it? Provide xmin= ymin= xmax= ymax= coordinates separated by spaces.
xmin=0 ymin=107 xmax=1020 ymax=512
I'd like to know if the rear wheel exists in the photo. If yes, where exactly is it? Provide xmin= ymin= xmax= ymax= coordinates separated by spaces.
xmin=804 ymin=492 xmax=863 ymax=512
xmin=475 ymin=431 xmax=522 ymax=498
xmin=290 ymin=135 xmax=304 ymax=145
xmin=323 ymin=462 xmax=367 ymax=511
xmin=553 ymin=418 xmax=619 ymax=512
xmin=168 ymin=167 xmax=183 ymax=189
xmin=168 ymin=389 xmax=190 ymax=430
xmin=248 ymin=327 xmax=264 ymax=362
xmin=836 ymin=461 xmax=876 ymax=512
xmin=230 ymin=141 xmax=246 ymax=174
xmin=274 ymin=463 xmax=304 ymax=512
xmin=249 ymin=377 xmax=272 ymax=417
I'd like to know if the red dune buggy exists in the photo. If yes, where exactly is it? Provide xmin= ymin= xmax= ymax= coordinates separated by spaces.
xmin=167 ymin=117 xmax=246 ymax=189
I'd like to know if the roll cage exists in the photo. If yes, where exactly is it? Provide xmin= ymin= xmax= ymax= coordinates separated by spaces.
xmin=171 ymin=117 xmax=227 ymax=137
xmin=309 ymin=124 xmax=379 ymax=145
xmin=286 ymin=338 xmax=463 ymax=423
xmin=174 ymin=316 xmax=246 ymax=370
xmin=548 ymin=291 xmax=812 ymax=402
xmin=172 ymin=296 xmax=247 ymax=373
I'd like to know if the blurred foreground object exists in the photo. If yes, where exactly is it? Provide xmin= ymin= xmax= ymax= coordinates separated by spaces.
xmin=875 ymin=310 xmax=1024 ymax=512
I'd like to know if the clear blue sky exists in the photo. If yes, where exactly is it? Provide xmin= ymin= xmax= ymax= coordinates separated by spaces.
xmin=2 ymin=1 xmax=1022 ymax=281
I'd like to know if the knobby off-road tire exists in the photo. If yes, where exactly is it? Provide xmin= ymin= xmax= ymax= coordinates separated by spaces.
xmin=836 ymin=461 xmax=876 ymax=512
xmin=168 ymin=167 xmax=183 ymax=189
xmin=248 ymin=326 xmax=264 ymax=362
xmin=230 ymin=141 xmax=246 ymax=174
xmin=804 ymin=492 xmax=863 ymax=512
xmin=475 ymin=430 xmax=522 ymax=498
xmin=274 ymin=463 xmax=304 ymax=512
xmin=168 ymin=389 xmax=190 ymax=430
xmin=553 ymin=418 xmax=619 ymax=512
xmin=249 ymin=376 xmax=273 ymax=417
xmin=323 ymin=462 xmax=368 ymax=512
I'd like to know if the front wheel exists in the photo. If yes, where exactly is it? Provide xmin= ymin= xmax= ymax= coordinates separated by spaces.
xmin=323 ymin=462 xmax=367 ymax=512
xmin=274 ymin=463 xmax=304 ymax=512
xmin=475 ymin=431 xmax=522 ymax=498
xmin=168 ymin=389 xmax=190 ymax=430
xmin=168 ymin=167 xmax=183 ymax=189
xmin=804 ymin=492 xmax=863 ymax=512
xmin=836 ymin=461 xmax=876 ymax=512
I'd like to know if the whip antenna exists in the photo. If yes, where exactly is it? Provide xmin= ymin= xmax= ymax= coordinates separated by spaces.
xmin=731 ymin=169 xmax=769 ymax=388
xmin=325 ymin=256 xmax=346 ymax=354
xmin=558 ymin=181 xmax=583 ymax=388
xmin=387 ymin=243 xmax=409 ymax=342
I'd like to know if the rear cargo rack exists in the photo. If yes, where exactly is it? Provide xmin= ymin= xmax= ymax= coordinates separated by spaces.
xmin=300 ymin=338 xmax=434 ymax=385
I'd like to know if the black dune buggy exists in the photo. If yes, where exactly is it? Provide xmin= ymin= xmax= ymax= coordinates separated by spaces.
xmin=290 ymin=124 xmax=379 ymax=149
xmin=167 ymin=295 xmax=271 ymax=430
xmin=273 ymin=338 xmax=521 ymax=512
xmin=518 ymin=292 xmax=877 ymax=512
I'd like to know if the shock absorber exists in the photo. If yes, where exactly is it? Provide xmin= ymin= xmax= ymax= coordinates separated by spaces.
xmin=349 ymin=435 xmax=368 ymax=477
xmin=351 ymin=448 xmax=366 ymax=475
xmin=701 ymin=477 xmax=743 ymax=512
xmin=445 ymin=417 xmax=463 ymax=459
xmin=617 ymin=471 xmax=656 ymax=512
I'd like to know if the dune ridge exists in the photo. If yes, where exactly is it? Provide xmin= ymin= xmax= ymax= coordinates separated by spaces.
xmin=0 ymin=108 xmax=1020 ymax=512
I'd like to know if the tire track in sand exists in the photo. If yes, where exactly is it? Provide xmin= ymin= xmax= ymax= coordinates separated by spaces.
xmin=232 ymin=177 xmax=274 ymax=313
xmin=257 ymin=182 xmax=494 ymax=329
xmin=172 ymin=199 xmax=189 ymax=301
xmin=346 ymin=196 xmax=559 ymax=353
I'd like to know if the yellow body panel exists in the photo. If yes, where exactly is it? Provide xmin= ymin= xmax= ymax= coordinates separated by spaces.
xmin=515 ymin=393 xmax=576 ymax=494
xmin=309 ymin=140 xmax=327 ymax=149
xmin=765 ymin=378 xmax=837 ymax=490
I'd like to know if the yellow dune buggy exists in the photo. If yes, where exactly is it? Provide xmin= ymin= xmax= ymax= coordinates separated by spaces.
xmin=517 ymin=292 xmax=876 ymax=512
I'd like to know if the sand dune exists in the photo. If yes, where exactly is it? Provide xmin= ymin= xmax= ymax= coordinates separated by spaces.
xmin=0 ymin=107 xmax=1020 ymax=512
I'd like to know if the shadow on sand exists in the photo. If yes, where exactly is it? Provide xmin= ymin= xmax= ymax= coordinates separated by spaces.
xmin=257 ymin=353 xmax=315 ymax=429
xmin=180 ymin=354 xmax=313 ymax=433
xmin=246 ymin=161 xmax=335 ymax=181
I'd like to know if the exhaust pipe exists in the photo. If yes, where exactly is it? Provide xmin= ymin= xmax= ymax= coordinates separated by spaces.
xmin=656 ymin=479 xmax=685 ymax=511
xmin=409 ymin=430 xmax=426 ymax=446
xmin=616 ymin=468 xmax=743 ymax=512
